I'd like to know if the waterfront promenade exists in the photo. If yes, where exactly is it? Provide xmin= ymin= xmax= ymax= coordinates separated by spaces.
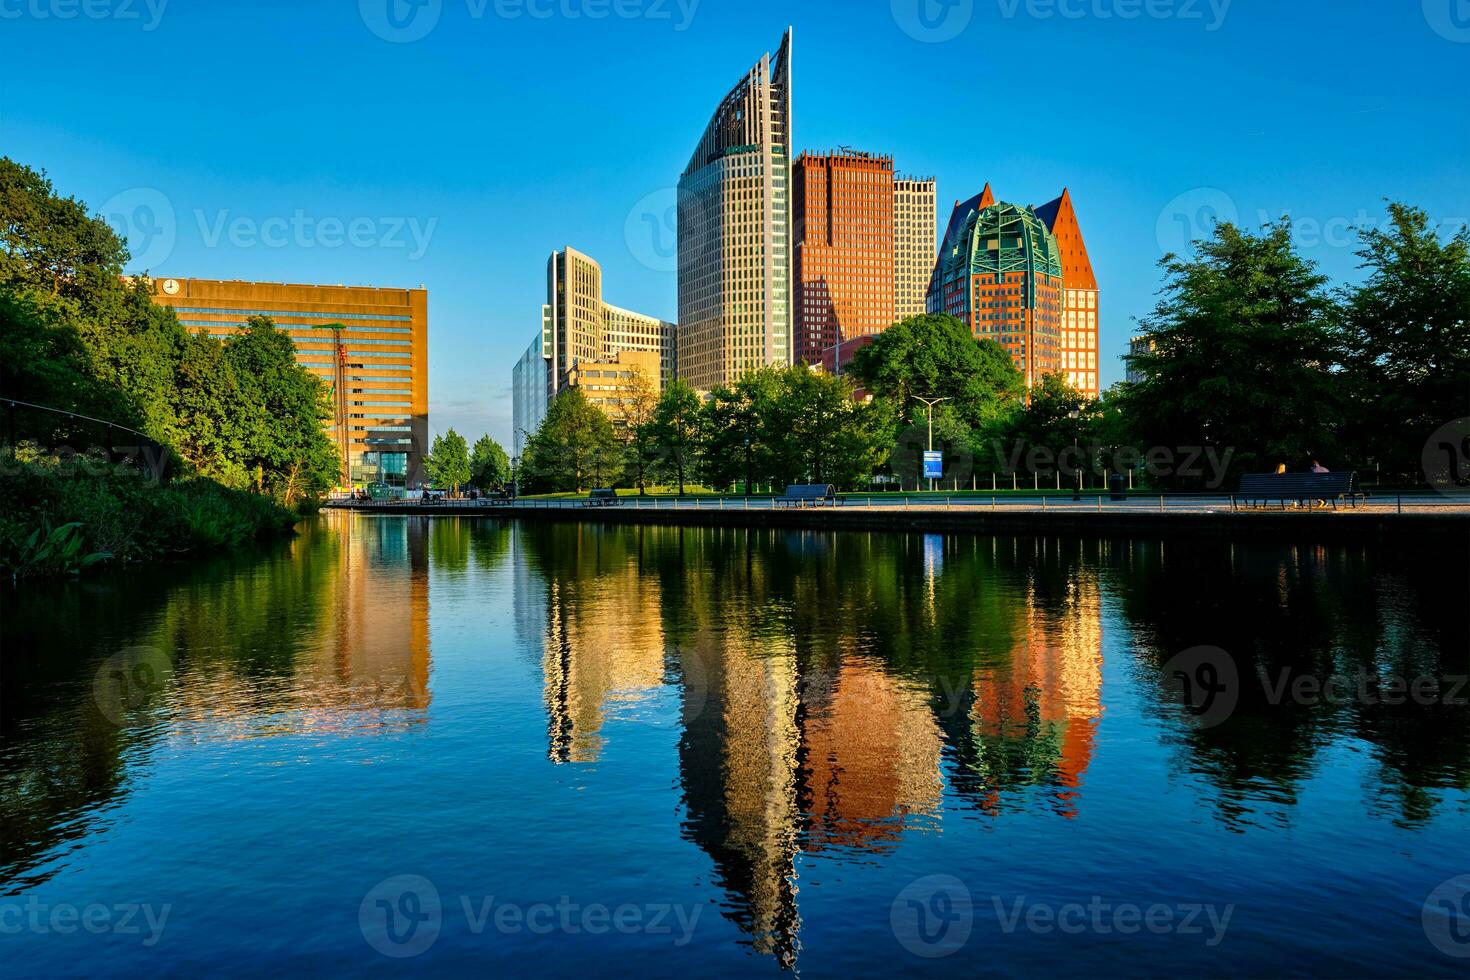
xmin=324 ymin=492 xmax=1470 ymax=540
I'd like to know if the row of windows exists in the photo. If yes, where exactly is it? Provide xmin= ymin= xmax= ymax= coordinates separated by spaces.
xmin=188 ymin=327 xmax=414 ymax=350
xmin=298 ymin=338 xmax=412 ymax=347
xmin=171 ymin=307 xmax=412 ymax=322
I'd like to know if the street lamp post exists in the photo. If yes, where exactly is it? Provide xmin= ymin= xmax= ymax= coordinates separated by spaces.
xmin=1069 ymin=407 xmax=1084 ymax=502
xmin=914 ymin=396 xmax=950 ymax=493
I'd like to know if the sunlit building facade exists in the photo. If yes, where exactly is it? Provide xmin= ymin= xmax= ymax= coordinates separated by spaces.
xmin=793 ymin=150 xmax=895 ymax=366
xmin=928 ymin=189 xmax=1064 ymax=389
xmin=513 ymin=247 xmax=674 ymax=449
xmin=677 ymin=28 xmax=794 ymax=390
xmin=563 ymin=350 xmax=662 ymax=429
xmin=1037 ymin=189 xmax=1101 ymax=397
xmin=1127 ymin=333 xmax=1156 ymax=384
xmin=927 ymin=185 xmax=1101 ymax=397
xmin=602 ymin=303 xmax=677 ymax=389
xmin=893 ymin=175 xmax=937 ymax=321
xmin=149 ymin=276 xmax=428 ymax=489
xmin=512 ymin=323 xmax=549 ymax=458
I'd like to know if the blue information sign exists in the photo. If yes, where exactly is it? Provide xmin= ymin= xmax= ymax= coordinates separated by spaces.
xmin=923 ymin=451 xmax=944 ymax=480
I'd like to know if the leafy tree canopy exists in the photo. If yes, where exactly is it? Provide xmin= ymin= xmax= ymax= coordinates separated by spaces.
xmin=520 ymin=389 xmax=620 ymax=493
xmin=469 ymin=434 xmax=510 ymax=490
xmin=426 ymin=428 xmax=472 ymax=493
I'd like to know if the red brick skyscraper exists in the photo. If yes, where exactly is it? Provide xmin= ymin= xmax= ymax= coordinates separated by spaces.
xmin=793 ymin=151 xmax=896 ymax=366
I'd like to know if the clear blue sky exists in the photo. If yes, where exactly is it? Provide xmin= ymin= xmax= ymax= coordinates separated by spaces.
xmin=4 ymin=0 xmax=1467 ymax=447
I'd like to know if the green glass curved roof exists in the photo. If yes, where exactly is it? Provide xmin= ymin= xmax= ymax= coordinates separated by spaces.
xmin=933 ymin=201 xmax=1063 ymax=285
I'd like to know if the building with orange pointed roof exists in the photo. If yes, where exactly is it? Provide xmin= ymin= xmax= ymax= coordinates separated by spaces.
xmin=928 ymin=186 xmax=1064 ymax=389
xmin=1036 ymin=189 xmax=1100 ymax=397
xmin=928 ymin=185 xmax=1101 ymax=397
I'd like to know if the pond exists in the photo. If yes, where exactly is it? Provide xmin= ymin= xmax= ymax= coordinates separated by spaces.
xmin=2 ymin=513 xmax=1467 ymax=976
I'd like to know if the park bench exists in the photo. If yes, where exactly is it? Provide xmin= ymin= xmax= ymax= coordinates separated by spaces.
xmin=584 ymin=488 xmax=621 ymax=508
xmin=1233 ymin=472 xmax=1364 ymax=510
xmin=775 ymin=484 xmax=844 ymax=508
xmin=485 ymin=489 xmax=514 ymax=507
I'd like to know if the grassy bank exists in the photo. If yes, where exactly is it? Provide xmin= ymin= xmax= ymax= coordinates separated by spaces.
xmin=0 ymin=459 xmax=304 ymax=579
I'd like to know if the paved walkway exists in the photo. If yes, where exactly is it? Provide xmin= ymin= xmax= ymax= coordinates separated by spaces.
xmin=331 ymin=493 xmax=1469 ymax=516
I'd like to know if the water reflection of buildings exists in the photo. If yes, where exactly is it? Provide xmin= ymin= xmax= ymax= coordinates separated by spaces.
xmin=317 ymin=516 xmax=432 ymax=715
xmin=523 ymin=526 xmax=1102 ymax=969
xmin=962 ymin=576 xmax=1103 ymax=818
xmin=0 ymin=514 xmax=433 ymax=888
xmin=542 ymin=567 xmax=666 ymax=763
xmin=170 ymin=515 xmax=433 ymax=732
xmin=698 ymin=657 xmax=946 ymax=965
xmin=802 ymin=663 xmax=944 ymax=850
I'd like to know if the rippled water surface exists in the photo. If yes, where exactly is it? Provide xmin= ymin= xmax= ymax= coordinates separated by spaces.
xmin=2 ymin=513 xmax=1468 ymax=976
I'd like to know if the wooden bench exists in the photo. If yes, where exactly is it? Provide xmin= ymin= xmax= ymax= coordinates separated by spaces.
xmin=1233 ymin=472 xmax=1364 ymax=510
xmin=584 ymin=488 xmax=621 ymax=508
xmin=485 ymin=490 xmax=514 ymax=507
xmin=775 ymin=484 xmax=844 ymax=508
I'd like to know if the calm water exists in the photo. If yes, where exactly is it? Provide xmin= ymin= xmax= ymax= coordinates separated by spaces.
xmin=2 ymin=513 xmax=1468 ymax=976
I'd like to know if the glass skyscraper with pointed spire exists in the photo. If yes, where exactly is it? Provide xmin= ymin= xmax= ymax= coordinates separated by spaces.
xmin=676 ymin=28 xmax=793 ymax=392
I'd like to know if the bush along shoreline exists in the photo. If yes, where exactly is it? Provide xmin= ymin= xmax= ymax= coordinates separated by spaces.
xmin=0 ymin=453 xmax=308 ymax=581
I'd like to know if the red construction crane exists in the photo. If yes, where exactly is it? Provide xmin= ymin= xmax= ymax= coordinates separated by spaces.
xmin=314 ymin=322 xmax=351 ymax=486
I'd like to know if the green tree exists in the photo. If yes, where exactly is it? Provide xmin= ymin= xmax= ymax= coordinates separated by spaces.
xmin=0 ymin=158 xmax=128 ymax=300
xmin=224 ymin=316 xmax=340 ymax=503
xmin=848 ymin=313 xmax=1025 ymax=430
xmin=775 ymin=367 xmax=891 ymax=488
xmin=426 ymin=428 xmax=472 ymax=495
xmin=649 ymin=379 xmax=702 ymax=494
xmin=520 ymin=389 xmax=620 ymax=492
xmin=0 ymin=158 xmax=341 ymax=571
xmin=1337 ymin=203 xmax=1470 ymax=478
xmin=173 ymin=332 xmax=248 ymax=489
xmin=469 ymin=434 xmax=510 ymax=491
xmin=1122 ymin=219 xmax=1341 ymax=483
xmin=700 ymin=369 xmax=778 ymax=492
xmin=0 ymin=289 xmax=142 ymax=442
xmin=998 ymin=373 xmax=1101 ymax=484
xmin=613 ymin=368 xmax=660 ymax=494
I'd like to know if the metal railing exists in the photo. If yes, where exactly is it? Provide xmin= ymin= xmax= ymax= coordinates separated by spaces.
xmin=325 ymin=492 xmax=1470 ymax=515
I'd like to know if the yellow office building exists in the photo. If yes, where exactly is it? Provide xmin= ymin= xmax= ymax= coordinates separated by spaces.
xmin=149 ymin=277 xmax=429 ymax=490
